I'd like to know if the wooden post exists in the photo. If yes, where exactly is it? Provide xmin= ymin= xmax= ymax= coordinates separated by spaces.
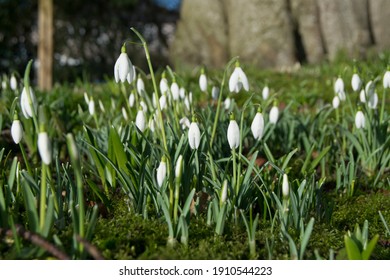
xmin=38 ymin=0 xmax=53 ymax=91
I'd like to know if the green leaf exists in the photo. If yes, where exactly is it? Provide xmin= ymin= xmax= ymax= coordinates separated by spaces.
xmin=344 ymin=235 xmax=362 ymax=260
xmin=182 ymin=188 xmax=195 ymax=218
xmin=309 ymin=145 xmax=331 ymax=171
xmin=21 ymin=177 xmax=39 ymax=232
xmin=299 ymin=217 xmax=314 ymax=259
xmin=362 ymin=234 xmax=379 ymax=260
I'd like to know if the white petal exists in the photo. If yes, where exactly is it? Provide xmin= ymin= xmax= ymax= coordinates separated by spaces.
xmin=199 ymin=74 xmax=207 ymax=92
xmin=262 ymin=86 xmax=269 ymax=100
xmin=269 ymin=106 xmax=279 ymax=124
xmin=332 ymin=96 xmax=340 ymax=109
xmin=38 ymin=132 xmax=52 ymax=165
xmin=137 ymin=77 xmax=145 ymax=95
xmin=171 ymin=82 xmax=180 ymax=100
xmin=334 ymin=77 xmax=344 ymax=94
xmin=355 ymin=111 xmax=365 ymax=129
xmin=175 ymin=155 xmax=183 ymax=178
xmin=227 ymin=120 xmax=240 ymax=149
xmin=160 ymin=78 xmax=168 ymax=94
xmin=338 ymin=90 xmax=346 ymax=101
xmin=383 ymin=71 xmax=390 ymax=88
xmin=88 ymin=99 xmax=95 ymax=115
xmin=282 ymin=174 xmax=289 ymax=198
xmin=20 ymin=87 xmax=37 ymax=119
xmin=251 ymin=112 xmax=264 ymax=140
xmin=135 ymin=110 xmax=146 ymax=132
xmin=11 ymin=120 xmax=23 ymax=144
xmin=129 ymin=93 xmax=135 ymax=107
xmin=229 ymin=68 xmax=239 ymax=92
xmin=237 ymin=67 xmax=249 ymax=91
xmin=156 ymin=161 xmax=167 ymax=188
xmin=188 ymin=122 xmax=201 ymax=149
xmin=351 ymin=73 xmax=361 ymax=92
xmin=368 ymin=92 xmax=378 ymax=109
xmin=359 ymin=89 xmax=366 ymax=103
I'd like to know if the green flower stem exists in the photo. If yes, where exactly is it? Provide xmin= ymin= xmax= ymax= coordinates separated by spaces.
xmin=121 ymin=83 xmax=133 ymax=120
xmin=19 ymin=143 xmax=33 ymax=176
xmin=173 ymin=179 xmax=180 ymax=225
xmin=207 ymin=151 xmax=217 ymax=182
xmin=39 ymin=162 xmax=48 ymax=231
xmin=380 ymin=88 xmax=386 ymax=124
xmin=131 ymin=27 xmax=167 ymax=152
xmin=232 ymin=147 xmax=237 ymax=196
xmin=23 ymin=60 xmax=39 ymax=133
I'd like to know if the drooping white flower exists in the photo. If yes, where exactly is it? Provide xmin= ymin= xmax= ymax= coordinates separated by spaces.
xmin=227 ymin=114 xmax=240 ymax=149
xmin=334 ymin=76 xmax=344 ymax=95
xmin=114 ymin=44 xmax=134 ymax=83
xmin=224 ymin=97 xmax=231 ymax=110
xmin=122 ymin=107 xmax=128 ymax=121
xmin=199 ymin=73 xmax=207 ymax=92
xmin=11 ymin=118 xmax=23 ymax=144
xmin=355 ymin=110 xmax=365 ymax=129
xmin=383 ymin=69 xmax=390 ymax=88
xmin=365 ymin=80 xmax=375 ymax=97
xmin=269 ymin=104 xmax=279 ymax=124
xmin=282 ymin=173 xmax=289 ymax=198
xmin=338 ymin=90 xmax=346 ymax=101
xmin=184 ymin=96 xmax=190 ymax=111
xmin=212 ymin=86 xmax=219 ymax=100
xmin=38 ymin=131 xmax=52 ymax=165
xmin=179 ymin=87 xmax=186 ymax=99
xmin=229 ymin=65 xmax=249 ymax=93
xmin=188 ymin=119 xmax=201 ymax=150
xmin=359 ymin=89 xmax=366 ymax=103
xmin=88 ymin=98 xmax=95 ymax=116
xmin=160 ymin=75 xmax=169 ymax=94
xmin=137 ymin=76 xmax=145 ymax=95
xmin=20 ymin=86 xmax=37 ymax=119
xmin=159 ymin=94 xmax=167 ymax=110
xmin=156 ymin=157 xmax=167 ymax=188
xmin=179 ymin=117 xmax=190 ymax=130
xmin=171 ymin=81 xmax=180 ymax=101
xmin=175 ymin=155 xmax=183 ymax=179
xmin=10 ymin=74 xmax=17 ymax=91
xmin=368 ymin=92 xmax=378 ymax=109
xmin=332 ymin=95 xmax=340 ymax=109
xmin=351 ymin=73 xmax=361 ymax=92
xmin=262 ymin=86 xmax=270 ymax=100
xmin=149 ymin=116 xmax=156 ymax=133
xmin=135 ymin=108 xmax=146 ymax=132
xmin=251 ymin=110 xmax=264 ymax=141
xmin=129 ymin=92 xmax=135 ymax=108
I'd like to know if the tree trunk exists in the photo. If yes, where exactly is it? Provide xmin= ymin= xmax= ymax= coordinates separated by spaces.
xmin=38 ymin=0 xmax=53 ymax=91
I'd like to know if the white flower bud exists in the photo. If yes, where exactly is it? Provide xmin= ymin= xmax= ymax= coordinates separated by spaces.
xmin=129 ymin=93 xmax=135 ymax=108
xmin=179 ymin=117 xmax=190 ymax=130
xmin=282 ymin=174 xmax=289 ymax=198
xmin=211 ymin=86 xmax=219 ymax=100
xmin=227 ymin=116 xmax=240 ymax=149
xmin=175 ymin=155 xmax=183 ymax=178
xmin=262 ymin=86 xmax=270 ymax=100
xmin=251 ymin=112 xmax=265 ymax=141
xmin=20 ymin=86 xmax=37 ymax=119
xmin=11 ymin=119 xmax=23 ymax=144
xmin=359 ymin=89 xmax=366 ymax=103
xmin=368 ymin=92 xmax=378 ymax=109
xmin=332 ymin=95 xmax=340 ymax=109
xmin=160 ymin=77 xmax=168 ymax=94
xmin=135 ymin=109 xmax=146 ymax=132
xmin=171 ymin=82 xmax=179 ymax=101
xmin=351 ymin=73 xmax=361 ymax=92
xmin=355 ymin=110 xmax=365 ymax=129
xmin=10 ymin=74 xmax=17 ymax=91
xmin=269 ymin=106 xmax=279 ymax=124
xmin=122 ymin=107 xmax=128 ymax=121
xmin=334 ymin=77 xmax=344 ymax=94
xmin=156 ymin=159 xmax=167 ymax=188
xmin=188 ymin=121 xmax=201 ymax=150
xmin=383 ymin=70 xmax=390 ymax=89
xmin=38 ymin=132 xmax=52 ymax=165
xmin=88 ymin=99 xmax=95 ymax=116
xmin=137 ymin=76 xmax=145 ymax=95
xmin=199 ymin=73 xmax=207 ymax=92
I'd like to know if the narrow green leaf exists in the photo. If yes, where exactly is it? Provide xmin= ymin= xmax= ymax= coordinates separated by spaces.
xmin=362 ymin=235 xmax=379 ymax=260
xmin=344 ymin=235 xmax=362 ymax=260
xmin=309 ymin=145 xmax=331 ymax=171
xmin=299 ymin=217 xmax=315 ymax=260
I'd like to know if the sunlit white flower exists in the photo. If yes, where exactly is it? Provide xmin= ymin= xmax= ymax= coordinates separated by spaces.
xmin=251 ymin=110 xmax=264 ymax=141
xmin=262 ymin=86 xmax=270 ymax=100
xmin=199 ymin=72 xmax=207 ymax=92
xmin=175 ymin=155 xmax=183 ymax=179
xmin=127 ymin=65 xmax=136 ymax=84
xmin=38 ymin=131 xmax=52 ymax=165
xmin=383 ymin=69 xmax=390 ymax=88
xmin=171 ymin=81 xmax=179 ymax=101
xmin=20 ymin=86 xmax=37 ymax=119
xmin=114 ymin=44 xmax=134 ymax=83
xmin=129 ymin=92 xmax=135 ymax=108
xmin=88 ymin=98 xmax=95 ymax=116
xmin=137 ymin=75 xmax=145 ymax=95
xmin=365 ymin=80 xmax=375 ymax=97
xmin=149 ymin=116 xmax=156 ymax=133
xmin=229 ymin=65 xmax=249 ymax=93
xmin=10 ymin=74 xmax=17 ymax=91
xmin=351 ymin=73 xmax=361 ymax=92
xmin=135 ymin=109 xmax=146 ymax=132
xmin=355 ymin=110 xmax=365 ymax=129
xmin=179 ymin=117 xmax=190 ymax=130
xmin=224 ymin=97 xmax=231 ymax=110
xmin=11 ymin=117 xmax=23 ymax=144
xmin=368 ymin=92 xmax=378 ymax=109
xmin=156 ymin=157 xmax=167 ymax=188
xmin=227 ymin=114 xmax=240 ymax=149
xmin=212 ymin=86 xmax=219 ymax=100
xmin=188 ymin=119 xmax=201 ymax=150
xmin=160 ymin=76 xmax=168 ymax=94
xmin=282 ymin=174 xmax=289 ymax=198
xmin=140 ymin=100 xmax=147 ymax=113
xmin=159 ymin=94 xmax=167 ymax=110
xmin=334 ymin=76 xmax=344 ymax=95
xmin=122 ymin=107 xmax=128 ymax=121
xmin=179 ymin=87 xmax=186 ymax=99
xmin=359 ymin=89 xmax=366 ymax=103
xmin=332 ymin=95 xmax=340 ymax=109
xmin=269 ymin=104 xmax=279 ymax=124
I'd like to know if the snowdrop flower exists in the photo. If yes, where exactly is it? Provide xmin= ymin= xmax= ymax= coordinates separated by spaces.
xmin=88 ymin=98 xmax=95 ymax=116
xmin=175 ymin=155 xmax=183 ymax=179
xmin=365 ymin=80 xmax=375 ymax=97
xmin=334 ymin=76 xmax=344 ymax=95
xmin=368 ymin=92 xmax=378 ymax=109
xmin=98 ymin=100 xmax=105 ymax=113
xmin=127 ymin=65 xmax=136 ymax=84
xmin=351 ymin=73 xmax=361 ymax=92
xmin=179 ymin=117 xmax=190 ymax=130
xmin=184 ymin=96 xmax=190 ymax=111
xmin=38 ymin=131 xmax=52 ymax=165
xmin=359 ymin=89 xmax=366 ymax=103
xmin=227 ymin=113 xmax=240 ymax=149
xmin=212 ymin=86 xmax=219 ymax=100
xmin=135 ymin=108 xmax=146 ymax=132
xmin=224 ymin=97 xmax=231 ymax=110
xmin=1 ymin=80 xmax=6 ymax=90
xmin=171 ymin=80 xmax=180 ymax=101
xmin=355 ymin=109 xmax=365 ymax=129
xmin=10 ymin=74 xmax=17 ymax=91
xmin=179 ymin=87 xmax=186 ymax=99
xmin=129 ymin=92 xmax=135 ymax=108
xmin=137 ymin=75 xmax=145 ymax=95
xmin=159 ymin=94 xmax=167 ymax=110
xmin=20 ymin=86 xmax=37 ymax=119
xmin=114 ymin=44 xmax=134 ymax=83
xmin=262 ymin=85 xmax=270 ymax=100
xmin=282 ymin=174 xmax=289 ymax=198
xmin=251 ymin=108 xmax=264 ymax=141
xmin=11 ymin=113 xmax=23 ymax=144
xmin=332 ymin=95 xmax=340 ymax=109
xmin=338 ymin=90 xmax=346 ymax=101
xmin=122 ymin=107 xmax=128 ymax=121
xmin=188 ymin=117 xmax=201 ymax=150
xmin=160 ymin=73 xmax=168 ymax=94
xmin=156 ymin=157 xmax=167 ymax=188
xmin=383 ymin=68 xmax=390 ymax=88
xmin=199 ymin=69 xmax=207 ymax=92
xmin=229 ymin=63 xmax=249 ymax=93
xmin=269 ymin=103 xmax=279 ymax=124
xmin=149 ymin=116 xmax=156 ymax=133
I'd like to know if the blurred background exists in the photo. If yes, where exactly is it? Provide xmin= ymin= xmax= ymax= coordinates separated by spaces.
xmin=1 ymin=0 xmax=389 ymax=89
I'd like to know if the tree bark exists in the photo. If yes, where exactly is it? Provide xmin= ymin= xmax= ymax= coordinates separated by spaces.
xmin=38 ymin=0 xmax=53 ymax=91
